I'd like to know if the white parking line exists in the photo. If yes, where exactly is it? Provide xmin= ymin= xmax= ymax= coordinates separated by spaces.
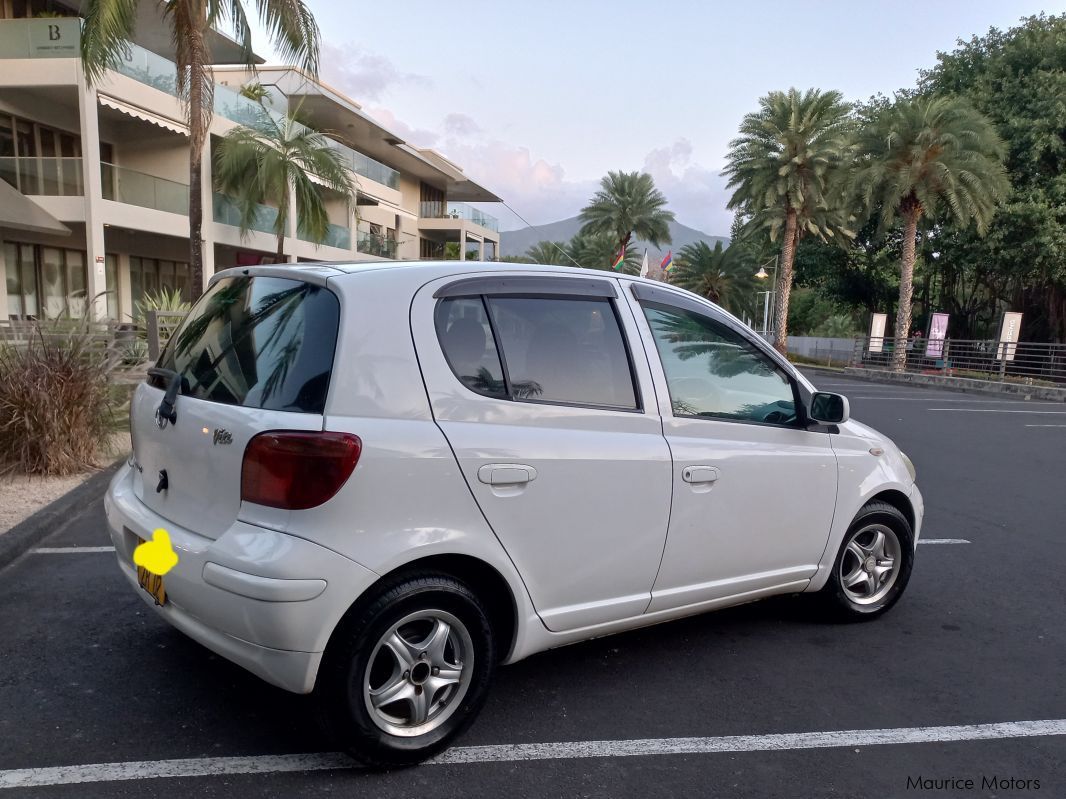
xmin=1 ymin=719 xmax=1062 ymax=788
xmin=1025 ymin=424 xmax=1066 ymax=428
xmin=927 ymin=409 xmax=1066 ymax=414
xmin=32 ymin=546 xmax=115 ymax=554
xmin=918 ymin=539 xmax=970 ymax=545
xmin=852 ymin=397 xmax=1059 ymax=404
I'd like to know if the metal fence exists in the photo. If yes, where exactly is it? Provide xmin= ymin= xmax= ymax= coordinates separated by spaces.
xmin=851 ymin=337 xmax=1066 ymax=385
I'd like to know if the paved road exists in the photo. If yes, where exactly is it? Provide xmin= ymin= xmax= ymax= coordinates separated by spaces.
xmin=1 ymin=372 xmax=1063 ymax=797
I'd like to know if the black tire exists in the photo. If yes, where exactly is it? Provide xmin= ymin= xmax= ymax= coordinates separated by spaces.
xmin=315 ymin=572 xmax=497 ymax=768
xmin=818 ymin=501 xmax=914 ymax=621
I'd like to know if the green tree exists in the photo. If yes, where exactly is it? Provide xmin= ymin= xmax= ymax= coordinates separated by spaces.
xmin=214 ymin=113 xmax=355 ymax=261
xmin=567 ymin=230 xmax=640 ymax=274
xmin=578 ymin=171 xmax=675 ymax=259
xmin=724 ymin=89 xmax=854 ymax=353
xmin=669 ymin=241 xmax=757 ymax=320
xmin=525 ymin=241 xmax=569 ymax=265
xmin=851 ymin=95 xmax=1009 ymax=367
xmin=919 ymin=14 xmax=1066 ymax=341
xmin=80 ymin=0 xmax=320 ymax=298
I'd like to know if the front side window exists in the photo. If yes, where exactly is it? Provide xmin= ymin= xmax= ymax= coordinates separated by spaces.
xmin=436 ymin=295 xmax=638 ymax=410
xmin=642 ymin=303 xmax=797 ymax=425
xmin=155 ymin=276 xmax=339 ymax=413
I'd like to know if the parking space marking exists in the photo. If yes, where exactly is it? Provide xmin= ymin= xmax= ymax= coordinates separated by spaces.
xmin=928 ymin=409 xmax=1066 ymax=414
xmin=918 ymin=539 xmax=970 ymax=545
xmin=32 ymin=546 xmax=115 ymax=554
xmin=1 ymin=719 xmax=1063 ymax=789
xmin=1025 ymin=424 xmax=1066 ymax=428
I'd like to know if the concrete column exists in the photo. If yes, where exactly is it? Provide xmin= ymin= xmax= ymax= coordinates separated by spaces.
xmin=478 ymin=240 xmax=484 ymax=261
xmin=199 ymin=137 xmax=216 ymax=288
xmin=117 ymin=252 xmax=133 ymax=320
xmin=77 ymin=68 xmax=106 ymax=320
xmin=459 ymin=225 xmax=466 ymax=261
xmin=285 ymin=185 xmax=297 ymax=263
xmin=348 ymin=202 xmax=358 ymax=257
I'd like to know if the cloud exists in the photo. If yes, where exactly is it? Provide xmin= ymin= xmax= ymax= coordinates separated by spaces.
xmin=363 ymin=106 xmax=439 ymax=149
xmin=642 ymin=139 xmax=734 ymax=235
xmin=320 ymin=43 xmax=432 ymax=102
xmin=442 ymin=113 xmax=481 ymax=137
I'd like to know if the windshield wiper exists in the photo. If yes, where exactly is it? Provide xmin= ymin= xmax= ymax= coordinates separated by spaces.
xmin=147 ymin=367 xmax=182 ymax=428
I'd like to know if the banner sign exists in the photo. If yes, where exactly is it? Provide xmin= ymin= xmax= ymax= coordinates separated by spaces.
xmin=869 ymin=313 xmax=888 ymax=353
xmin=925 ymin=312 xmax=949 ymax=358
xmin=996 ymin=312 xmax=1023 ymax=361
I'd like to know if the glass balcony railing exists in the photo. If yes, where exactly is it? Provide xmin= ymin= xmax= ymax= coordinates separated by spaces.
xmin=0 ymin=156 xmax=83 ymax=196
xmin=113 ymin=42 xmax=179 ymax=96
xmin=357 ymin=227 xmax=398 ymax=259
xmin=419 ymin=201 xmax=498 ymax=232
xmin=213 ymin=192 xmax=278 ymax=235
xmin=101 ymin=162 xmax=189 ymax=215
xmin=298 ymin=221 xmax=351 ymax=249
xmin=0 ymin=17 xmax=80 ymax=59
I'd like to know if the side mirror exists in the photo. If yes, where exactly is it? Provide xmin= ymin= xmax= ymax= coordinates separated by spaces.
xmin=810 ymin=392 xmax=849 ymax=424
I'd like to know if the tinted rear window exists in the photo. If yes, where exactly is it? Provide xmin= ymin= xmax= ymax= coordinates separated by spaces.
xmin=153 ymin=276 xmax=339 ymax=413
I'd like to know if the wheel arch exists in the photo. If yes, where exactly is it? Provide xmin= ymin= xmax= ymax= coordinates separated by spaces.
xmin=866 ymin=488 xmax=915 ymax=535
xmin=321 ymin=553 xmax=519 ymax=668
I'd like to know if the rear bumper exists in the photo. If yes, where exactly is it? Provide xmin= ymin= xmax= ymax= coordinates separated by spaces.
xmin=104 ymin=464 xmax=379 ymax=693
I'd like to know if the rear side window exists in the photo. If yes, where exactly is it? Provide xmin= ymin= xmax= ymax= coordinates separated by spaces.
xmin=435 ymin=295 xmax=638 ymax=410
xmin=153 ymin=276 xmax=339 ymax=413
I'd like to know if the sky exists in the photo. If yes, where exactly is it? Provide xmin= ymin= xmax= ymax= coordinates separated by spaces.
xmin=248 ymin=0 xmax=1063 ymax=234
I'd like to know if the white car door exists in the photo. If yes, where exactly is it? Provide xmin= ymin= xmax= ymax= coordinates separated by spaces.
xmin=411 ymin=273 xmax=672 ymax=632
xmin=622 ymin=281 xmax=839 ymax=613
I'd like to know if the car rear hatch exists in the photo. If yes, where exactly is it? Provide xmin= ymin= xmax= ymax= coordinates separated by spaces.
xmin=129 ymin=273 xmax=341 ymax=539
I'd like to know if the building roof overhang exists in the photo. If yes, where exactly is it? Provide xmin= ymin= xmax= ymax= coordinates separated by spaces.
xmin=0 ymin=182 xmax=71 ymax=236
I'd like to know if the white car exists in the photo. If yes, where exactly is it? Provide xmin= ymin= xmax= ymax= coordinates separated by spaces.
xmin=106 ymin=262 xmax=923 ymax=766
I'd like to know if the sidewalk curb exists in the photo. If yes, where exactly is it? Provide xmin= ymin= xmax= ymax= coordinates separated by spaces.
xmin=0 ymin=458 xmax=124 ymax=572
xmin=799 ymin=364 xmax=1066 ymax=402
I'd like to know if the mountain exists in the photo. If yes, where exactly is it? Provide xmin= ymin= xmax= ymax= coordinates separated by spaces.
xmin=499 ymin=216 xmax=729 ymax=263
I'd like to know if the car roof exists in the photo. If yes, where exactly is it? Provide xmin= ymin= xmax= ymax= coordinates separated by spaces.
xmin=215 ymin=260 xmax=649 ymax=284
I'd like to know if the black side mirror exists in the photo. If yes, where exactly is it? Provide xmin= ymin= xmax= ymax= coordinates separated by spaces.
xmin=810 ymin=392 xmax=850 ymax=424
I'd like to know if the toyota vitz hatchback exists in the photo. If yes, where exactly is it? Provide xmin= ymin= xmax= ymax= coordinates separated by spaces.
xmin=106 ymin=261 xmax=923 ymax=767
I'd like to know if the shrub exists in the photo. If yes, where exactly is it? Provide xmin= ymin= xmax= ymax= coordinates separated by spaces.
xmin=133 ymin=287 xmax=191 ymax=329
xmin=0 ymin=318 xmax=120 ymax=475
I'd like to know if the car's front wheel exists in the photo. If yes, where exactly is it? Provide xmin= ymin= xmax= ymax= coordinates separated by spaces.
xmin=316 ymin=573 xmax=496 ymax=768
xmin=819 ymin=501 xmax=914 ymax=620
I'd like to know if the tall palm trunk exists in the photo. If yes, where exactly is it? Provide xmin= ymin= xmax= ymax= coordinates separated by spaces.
xmin=772 ymin=210 xmax=798 ymax=354
xmin=893 ymin=205 xmax=921 ymax=370
xmin=185 ymin=20 xmax=208 ymax=300
xmin=276 ymin=233 xmax=286 ymax=262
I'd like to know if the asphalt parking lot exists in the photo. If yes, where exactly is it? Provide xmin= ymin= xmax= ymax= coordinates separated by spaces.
xmin=1 ymin=371 xmax=1063 ymax=797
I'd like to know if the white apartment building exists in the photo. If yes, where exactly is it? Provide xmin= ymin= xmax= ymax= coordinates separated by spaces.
xmin=0 ymin=0 xmax=501 ymax=321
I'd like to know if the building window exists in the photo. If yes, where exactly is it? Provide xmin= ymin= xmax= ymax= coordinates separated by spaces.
xmin=129 ymin=256 xmax=191 ymax=307
xmin=0 ymin=112 xmax=84 ymax=196
xmin=3 ymin=243 xmax=87 ymax=319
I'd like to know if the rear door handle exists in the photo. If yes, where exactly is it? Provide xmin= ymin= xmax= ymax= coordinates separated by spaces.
xmin=682 ymin=465 xmax=719 ymax=484
xmin=478 ymin=464 xmax=537 ymax=486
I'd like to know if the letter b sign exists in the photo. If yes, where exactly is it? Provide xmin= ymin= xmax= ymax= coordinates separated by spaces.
xmin=48 ymin=24 xmax=61 ymax=41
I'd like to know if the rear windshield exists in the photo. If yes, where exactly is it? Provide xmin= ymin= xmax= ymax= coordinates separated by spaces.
xmin=151 ymin=276 xmax=339 ymax=414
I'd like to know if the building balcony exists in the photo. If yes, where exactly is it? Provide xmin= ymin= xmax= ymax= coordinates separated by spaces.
xmin=213 ymin=192 xmax=278 ymax=234
xmin=102 ymin=162 xmax=189 ymax=215
xmin=419 ymin=201 xmax=498 ymax=233
xmin=357 ymin=226 xmax=398 ymax=259
xmin=0 ymin=156 xmax=83 ymax=197
xmin=0 ymin=17 xmax=80 ymax=60
xmin=298 ymin=221 xmax=351 ymax=250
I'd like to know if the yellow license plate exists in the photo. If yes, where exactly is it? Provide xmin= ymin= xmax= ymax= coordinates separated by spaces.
xmin=133 ymin=537 xmax=166 ymax=606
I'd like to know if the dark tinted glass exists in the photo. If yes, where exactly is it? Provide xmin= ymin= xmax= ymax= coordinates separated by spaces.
xmin=642 ymin=304 xmax=797 ymax=425
xmin=488 ymin=297 xmax=637 ymax=409
xmin=156 ymin=276 xmax=339 ymax=413
xmin=435 ymin=297 xmax=507 ymax=398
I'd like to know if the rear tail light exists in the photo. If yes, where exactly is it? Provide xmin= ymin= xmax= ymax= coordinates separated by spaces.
xmin=241 ymin=431 xmax=362 ymax=510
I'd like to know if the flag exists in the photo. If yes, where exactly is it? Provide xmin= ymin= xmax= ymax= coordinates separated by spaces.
xmin=639 ymin=249 xmax=650 ymax=278
xmin=611 ymin=247 xmax=625 ymax=271
xmin=660 ymin=250 xmax=673 ymax=273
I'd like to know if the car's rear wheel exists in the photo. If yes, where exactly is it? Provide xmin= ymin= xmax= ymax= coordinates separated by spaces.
xmin=316 ymin=573 xmax=496 ymax=768
xmin=819 ymin=501 xmax=914 ymax=620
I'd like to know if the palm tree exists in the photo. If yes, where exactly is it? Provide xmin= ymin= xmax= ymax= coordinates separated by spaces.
xmin=669 ymin=241 xmax=758 ymax=320
xmin=525 ymin=241 xmax=568 ymax=265
xmin=579 ymin=171 xmax=675 ymax=258
xmin=214 ymin=113 xmax=355 ymax=261
xmin=567 ymin=229 xmax=640 ymax=274
xmin=724 ymin=88 xmax=854 ymax=353
xmin=80 ymin=0 xmax=320 ymax=298
xmin=851 ymin=95 xmax=1009 ymax=368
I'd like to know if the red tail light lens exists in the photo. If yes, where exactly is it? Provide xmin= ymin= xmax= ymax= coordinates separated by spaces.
xmin=241 ymin=431 xmax=362 ymax=510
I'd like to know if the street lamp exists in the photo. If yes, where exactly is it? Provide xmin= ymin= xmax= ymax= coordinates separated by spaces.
xmin=754 ymin=256 xmax=779 ymax=339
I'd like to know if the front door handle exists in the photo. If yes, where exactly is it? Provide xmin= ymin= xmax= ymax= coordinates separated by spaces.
xmin=682 ymin=465 xmax=719 ymax=484
xmin=478 ymin=464 xmax=537 ymax=486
